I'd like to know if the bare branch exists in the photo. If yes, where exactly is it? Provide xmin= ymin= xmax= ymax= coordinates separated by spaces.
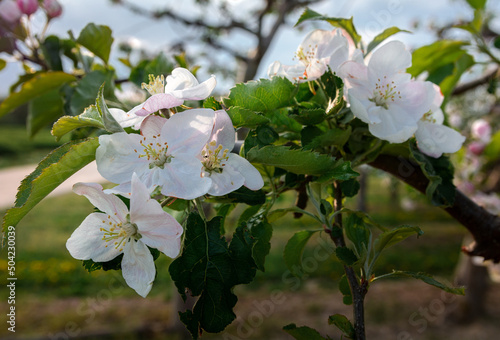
xmin=452 ymin=67 xmax=499 ymax=96
xmin=370 ymin=154 xmax=500 ymax=263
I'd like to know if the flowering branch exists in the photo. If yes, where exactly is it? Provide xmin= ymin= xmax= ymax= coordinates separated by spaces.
xmin=369 ymin=154 xmax=500 ymax=262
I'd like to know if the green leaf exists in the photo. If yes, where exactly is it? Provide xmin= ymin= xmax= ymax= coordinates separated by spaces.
xmin=284 ymin=230 xmax=319 ymax=277
xmin=51 ymin=105 xmax=105 ymax=141
xmin=2 ymin=138 xmax=99 ymax=231
xmin=203 ymin=96 xmax=222 ymax=110
xmin=484 ymin=130 xmax=500 ymax=161
xmin=96 ymin=83 xmax=124 ymax=133
xmin=27 ymin=89 xmax=64 ymax=137
xmin=283 ymin=323 xmax=326 ymax=340
xmin=0 ymin=71 xmax=75 ymax=118
xmin=226 ymin=186 xmax=266 ymax=205
xmin=249 ymin=220 xmax=273 ymax=272
xmin=339 ymin=275 xmax=352 ymax=305
xmin=0 ymin=58 xmax=6 ymax=71
xmin=315 ymin=160 xmax=359 ymax=182
xmin=344 ymin=211 xmax=371 ymax=256
xmin=306 ymin=126 xmax=352 ymax=150
xmin=409 ymin=142 xmax=457 ymax=207
xmin=466 ymin=0 xmax=486 ymax=10
xmin=129 ymin=53 xmax=173 ymax=87
xmin=340 ymin=178 xmax=360 ymax=198
xmin=328 ymin=314 xmax=355 ymax=338
xmin=295 ymin=8 xmax=361 ymax=45
xmin=224 ymin=77 xmax=296 ymax=113
xmin=290 ymin=108 xmax=326 ymax=125
xmin=227 ymin=106 xmax=270 ymax=128
xmin=408 ymin=40 xmax=469 ymax=77
xmin=169 ymin=214 xmax=258 ymax=337
xmin=76 ymin=23 xmax=114 ymax=64
xmin=41 ymin=35 xmax=63 ymax=71
xmin=247 ymin=145 xmax=336 ymax=175
xmin=374 ymin=225 xmax=423 ymax=254
xmin=438 ymin=53 xmax=475 ymax=101
xmin=366 ymin=27 xmax=411 ymax=55
xmin=69 ymin=69 xmax=115 ymax=116
xmin=381 ymin=271 xmax=465 ymax=295
xmin=335 ymin=247 xmax=358 ymax=266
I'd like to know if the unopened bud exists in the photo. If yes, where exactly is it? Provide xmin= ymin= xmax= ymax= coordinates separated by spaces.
xmin=16 ymin=0 xmax=38 ymax=16
xmin=42 ymin=0 xmax=62 ymax=19
xmin=0 ymin=0 xmax=22 ymax=23
xmin=471 ymin=119 xmax=491 ymax=143
xmin=468 ymin=141 xmax=486 ymax=156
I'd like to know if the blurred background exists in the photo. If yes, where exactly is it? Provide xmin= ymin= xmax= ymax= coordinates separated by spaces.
xmin=1 ymin=0 xmax=500 ymax=339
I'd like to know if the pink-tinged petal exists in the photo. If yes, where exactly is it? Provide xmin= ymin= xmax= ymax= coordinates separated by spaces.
xmin=158 ymin=155 xmax=212 ymax=199
xmin=121 ymin=241 xmax=155 ymax=297
xmin=226 ymin=154 xmax=264 ymax=191
xmin=207 ymin=166 xmax=245 ymax=196
xmin=369 ymin=106 xmax=419 ymax=143
xmin=430 ymin=83 xmax=444 ymax=109
xmin=329 ymin=44 xmax=350 ymax=74
xmin=267 ymin=61 xmax=283 ymax=78
xmin=347 ymin=93 xmax=371 ymax=124
xmin=73 ymin=182 xmax=128 ymax=221
xmin=96 ymin=133 xmax=150 ymax=184
xmin=394 ymin=80 xmax=435 ymax=122
xmin=471 ymin=119 xmax=491 ymax=143
xmin=368 ymin=40 xmax=411 ymax=75
xmin=109 ymin=107 xmax=145 ymax=130
xmin=135 ymin=93 xmax=184 ymax=116
xmin=66 ymin=213 xmax=121 ymax=262
xmin=210 ymin=110 xmax=236 ymax=150
xmin=0 ymin=0 xmax=22 ymax=23
xmin=163 ymin=109 xmax=214 ymax=156
xmin=416 ymin=121 xmax=465 ymax=158
xmin=140 ymin=115 xmax=167 ymax=137
xmin=339 ymin=61 xmax=368 ymax=87
xmin=305 ymin=59 xmax=328 ymax=80
xmin=300 ymin=29 xmax=335 ymax=60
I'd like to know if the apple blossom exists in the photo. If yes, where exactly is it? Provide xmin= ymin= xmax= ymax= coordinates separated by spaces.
xmin=42 ymin=0 xmax=62 ymax=19
xmin=471 ymin=119 xmax=491 ymax=144
xmin=16 ymin=0 xmax=37 ymax=15
xmin=268 ymin=29 xmax=357 ymax=83
xmin=97 ymin=109 xmax=214 ymax=199
xmin=201 ymin=110 xmax=264 ymax=196
xmin=414 ymin=84 xmax=465 ymax=158
xmin=0 ymin=0 xmax=22 ymax=24
xmin=340 ymin=40 xmax=435 ymax=143
xmin=66 ymin=174 xmax=183 ymax=297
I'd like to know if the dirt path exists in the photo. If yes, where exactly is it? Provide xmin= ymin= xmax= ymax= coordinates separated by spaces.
xmin=0 ymin=161 xmax=106 ymax=209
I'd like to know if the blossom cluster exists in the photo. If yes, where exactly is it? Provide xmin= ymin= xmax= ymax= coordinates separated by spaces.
xmin=66 ymin=68 xmax=264 ymax=297
xmin=0 ymin=0 xmax=62 ymax=25
xmin=268 ymin=29 xmax=465 ymax=158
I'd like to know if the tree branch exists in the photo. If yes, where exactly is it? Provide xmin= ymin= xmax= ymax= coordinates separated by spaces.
xmin=452 ymin=67 xmax=499 ymax=95
xmin=369 ymin=154 xmax=500 ymax=262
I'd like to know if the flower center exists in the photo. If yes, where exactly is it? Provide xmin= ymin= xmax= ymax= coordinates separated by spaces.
xmin=100 ymin=214 xmax=141 ymax=252
xmin=141 ymin=74 xmax=165 ymax=95
xmin=202 ymin=141 xmax=229 ymax=174
xmin=369 ymin=76 xmax=402 ymax=109
xmin=135 ymin=136 xmax=172 ymax=169
xmin=421 ymin=110 xmax=436 ymax=124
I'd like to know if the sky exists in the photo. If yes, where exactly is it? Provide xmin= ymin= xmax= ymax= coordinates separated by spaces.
xmin=1 ymin=0 xmax=500 ymax=96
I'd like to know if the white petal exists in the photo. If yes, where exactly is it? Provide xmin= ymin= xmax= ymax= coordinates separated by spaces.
xmin=159 ymin=155 xmax=212 ymax=199
xmin=66 ymin=213 xmax=121 ymax=262
xmin=165 ymin=67 xmax=217 ymax=100
xmin=227 ymin=153 xmax=264 ymax=191
xmin=207 ymin=167 xmax=245 ymax=196
xmin=109 ymin=106 xmax=145 ymax=130
xmin=393 ymin=80 xmax=435 ymax=123
xmin=369 ymin=106 xmax=418 ymax=143
xmin=210 ymin=110 xmax=236 ymax=150
xmin=300 ymin=30 xmax=335 ymax=59
xmin=368 ymin=40 xmax=411 ymax=75
xmin=347 ymin=92 xmax=372 ymax=124
xmin=96 ymin=133 xmax=150 ymax=185
xmin=73 ymin=182 xmax=128 ymax=220
xmin=416 ymin=121 xmax=465 ymax=158
xmin=267 ymin=61 xmax=283 ymax=78
xmin=135 ymin=93 xmax=184 ymax=116
xmin=305 ymin=59 xmax=328 ymax=80
xmin=339 ymin=61 xmax=368 ymax=87
xmin=121 ymin=241 xmax=156 ymax=297
xmin=163 ymin=109 xmax=214 ymax=156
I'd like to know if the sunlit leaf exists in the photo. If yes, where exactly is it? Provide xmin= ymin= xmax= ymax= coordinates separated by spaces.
xmin=51 ymin=105 xmax=104 ymax=141
xmin=366 ymin=27 xmax=411 ymax=55
xmin=77 ymin=23 xmax=114 ymax=64
xmin=27 ymin=89 xmax=64 ymax=137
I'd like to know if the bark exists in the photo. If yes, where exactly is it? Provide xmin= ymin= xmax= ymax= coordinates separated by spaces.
xmin=369 ymin=154 xmax=500 ymax=262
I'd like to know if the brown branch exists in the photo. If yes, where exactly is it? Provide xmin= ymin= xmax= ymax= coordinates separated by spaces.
xmin=452 ymin=67 xmax=499 ymax=95
xmin=369 ymin=154 xmax=500 ymax=262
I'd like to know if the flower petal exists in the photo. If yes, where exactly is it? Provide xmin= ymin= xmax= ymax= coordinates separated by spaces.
xmin=207 ymin=166 xmax=245 ymax=196
xmin=368 ymin=106 xmax=419 ymax=143
xmin=163 ymin=108 xmax=215 ymax=156
xmin=416 ymin=121 xmax=465 ymax=158
xmin=165 ymin=67 xmax=216 ymax=100
xmin=368 ymin=40 xmax=411 ymax=75
xmin=109 ymin=106 xmax=145 ymax=130
xmin=135 ymin=93 xmax=184 ymax=116
xmin=121 ymin=240 xmax=156 ymax=297
xmin=227 ymin=153 xmax=264 ymax=191
xmin=66 ymin=212 xmax=121 ymax=262
xmin=210 ymin=110 xmax=236 ymax=151
xmin=140 ymin=115 xmax=167 ymax=137
xmin=73 ymin=182 xmax=128 ymax=220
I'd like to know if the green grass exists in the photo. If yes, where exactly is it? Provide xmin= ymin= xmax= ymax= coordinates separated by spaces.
xmin=0 ymin=125 xmax=67 ymax=168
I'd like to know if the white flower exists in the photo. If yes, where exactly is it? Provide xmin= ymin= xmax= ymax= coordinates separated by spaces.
xmin=340 ymin=40 xmax=436 ymax=143
xmin=415 ymin=84 xmax=465 ymax=158
xmin=97 ymin=109 xmax=214 ymax=199
xmin=200 ymin=110 xmax=264 ymax=196
xmin=268 ymin=29 xmax=356 ymax=83
xmin=66 ymin=174 xmax=183 ymax=297
xmin=108 ymin=68 xmax=216 ymax=129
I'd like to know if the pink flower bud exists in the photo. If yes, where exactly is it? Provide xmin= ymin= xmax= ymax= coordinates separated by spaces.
xmin=16 ymin=0 xmax=38 ymax=16
xmin=42 ymin=0 xmax=62 ymax=18
xmin=0 ymin=0 xmax=22 ymax=23
xmin=468 ymin=141 xmax=486 ymax=155
xmin=471 ymin=119 xmax=491 ymax=143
